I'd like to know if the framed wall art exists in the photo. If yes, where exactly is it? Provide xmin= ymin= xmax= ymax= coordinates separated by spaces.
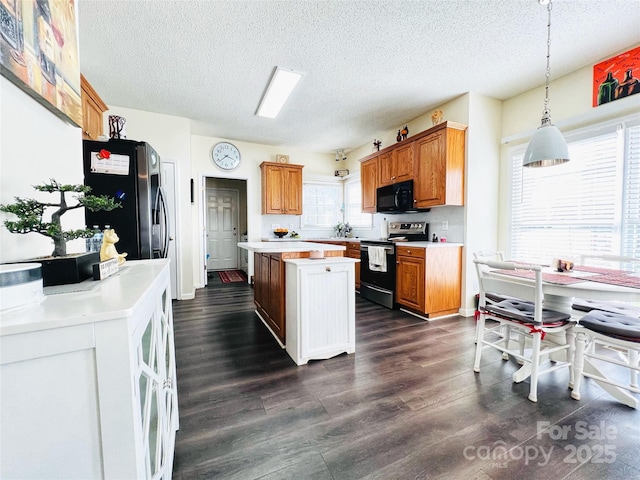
xmin=593 ymin=45 xmax=640 ymax=107
xmin=0 ymin=0 xmax=82 ymax=126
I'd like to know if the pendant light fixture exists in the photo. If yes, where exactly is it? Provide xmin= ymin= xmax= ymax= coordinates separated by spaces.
xmin=523 ymin=0 xmax=569 ymax=168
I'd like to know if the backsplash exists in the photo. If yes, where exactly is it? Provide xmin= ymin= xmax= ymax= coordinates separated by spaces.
xmin=260 ymin=206 xmax=464 ymax=242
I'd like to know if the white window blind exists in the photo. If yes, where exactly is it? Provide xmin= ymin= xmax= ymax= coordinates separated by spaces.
xmin=623 ymin=123 xmax=640 ymax=260
xmin=344 ymin=179 xmax=372 ymax=228
xmin=302 ymin=182 xmax=342 ymax=228
xmin=509 ymin=116 xmax=639 ymax=265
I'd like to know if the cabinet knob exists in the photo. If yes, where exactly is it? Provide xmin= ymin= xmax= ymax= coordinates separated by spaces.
xmin=325 ymin=267 xmax=331 ymax=272
xmin=84 ymin=130 xmax=92 ymax=138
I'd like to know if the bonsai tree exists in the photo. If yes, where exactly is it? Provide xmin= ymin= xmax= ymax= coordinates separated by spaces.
xmin=0 ymin=179 xmax=121 ymax=257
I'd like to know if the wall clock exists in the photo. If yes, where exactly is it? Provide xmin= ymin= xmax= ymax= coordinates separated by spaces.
xmin=211 ymin=142 xmax=241 ymax=170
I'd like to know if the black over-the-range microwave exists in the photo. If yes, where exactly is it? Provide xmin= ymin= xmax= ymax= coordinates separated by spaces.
xmin=376 ymin=179 xmax=429 ymax=213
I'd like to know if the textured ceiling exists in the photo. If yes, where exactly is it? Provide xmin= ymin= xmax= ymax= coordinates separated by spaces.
xmin=77 ymin=0 xmax=640 ymax=154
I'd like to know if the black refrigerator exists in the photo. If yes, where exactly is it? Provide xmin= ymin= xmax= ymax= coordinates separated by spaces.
xmin=83 ymin=138 xmax=169 ymax=260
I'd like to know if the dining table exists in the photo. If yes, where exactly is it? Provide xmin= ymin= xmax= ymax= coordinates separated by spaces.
xmin=483 ymin=263 xmax=640 ymax=406
xmin=484 ymin=264 xmax=640 ymax=314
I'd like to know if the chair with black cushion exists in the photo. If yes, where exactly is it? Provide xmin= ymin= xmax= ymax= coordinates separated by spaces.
xmin=473 ymin=258 xmax=576 ymax=402
xmin=571 ymin=310 xmax=640 ymax=409
xmin=572 ymin=254 xmax=640 ymax=316
xmin=473 ymin=251 xmax=530 ymax=359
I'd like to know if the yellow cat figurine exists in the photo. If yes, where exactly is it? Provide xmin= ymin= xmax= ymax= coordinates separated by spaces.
xmin=100 ymin=228 xmax=128 ymax=266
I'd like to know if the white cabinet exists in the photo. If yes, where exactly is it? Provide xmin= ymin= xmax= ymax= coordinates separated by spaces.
xmin=285 ymin=257 xmax=358 ymax=365
xmin=0 ymin=259 xmax=178 ymax=479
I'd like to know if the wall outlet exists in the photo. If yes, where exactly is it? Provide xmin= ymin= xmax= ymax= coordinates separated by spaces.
xmin=272 ymin=223 xmax=279 ymax=229
xmin=442 ymin=221 xmax=449 ymax=231
xmin=289 ymin=224 xmax=294 ymax=231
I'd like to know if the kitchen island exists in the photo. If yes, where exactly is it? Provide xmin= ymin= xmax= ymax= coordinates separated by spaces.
xmin=237 ymin=241 xmax=347 ymax=347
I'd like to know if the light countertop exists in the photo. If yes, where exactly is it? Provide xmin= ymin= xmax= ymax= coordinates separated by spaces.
xmin=261 ymin=237 xmax=362 ymax=243
xmin=394 ymin=242 xmax=463 ymax=248
xmin=0 ymin=259 xmax=170 ymax=337
xmin=238 ymin=241 xmax=347 ymax=253
xmin=284 ymin=257 xmax=360 ymax=265
xmin=254 ymin=239 xmax=463 ymax=248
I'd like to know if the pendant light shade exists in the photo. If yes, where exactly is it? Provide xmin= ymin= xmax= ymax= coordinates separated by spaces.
xmin=523 ymin=0 xmax=569 ymax=168
xmin=523 ymin=123 xmax=569 ymax=167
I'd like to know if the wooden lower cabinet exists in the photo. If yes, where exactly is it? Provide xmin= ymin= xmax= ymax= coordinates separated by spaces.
xmin=396 ymin=245 xmax=462 ymax=318
xmin=254 ymin=252 xmax=285 ymax=343
xmin=346 ymin=242 xmax=361 ymax=289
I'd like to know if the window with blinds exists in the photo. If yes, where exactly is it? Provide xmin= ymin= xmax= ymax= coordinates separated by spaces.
xmin=302 ymin=182 xmax=342 ymax=228
xmin=509 ymin=115 xmax=639 ymax=265
xmin=344 ymin=179 xmax=372 ymax=228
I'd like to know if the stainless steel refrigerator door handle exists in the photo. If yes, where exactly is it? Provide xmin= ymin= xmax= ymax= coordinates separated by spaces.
xmin=158 ymin=186 xmax=170 ymax=258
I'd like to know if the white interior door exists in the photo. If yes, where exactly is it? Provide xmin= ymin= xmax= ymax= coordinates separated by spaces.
xmin=206 ymin=188 xmax=239 ymax=271
xmin=161 ymin=161 xmax=179 ymax=299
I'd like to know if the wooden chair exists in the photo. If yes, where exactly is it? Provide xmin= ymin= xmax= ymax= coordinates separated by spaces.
xmin=473 ymin=251 xmax=525 ymax=358
xmin=571 ymin=310 xmax=640 ymax=409
xmin=473 ymin=258 xmax=576 ymax=402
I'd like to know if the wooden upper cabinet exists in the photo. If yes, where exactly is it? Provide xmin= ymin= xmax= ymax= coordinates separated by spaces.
xmin=359 ymin=121 xmax=466 ymax=212
xmin=393 ymin=142 xmax=414 ymax=183
xmin=80 ymin=74 xmax=108 ymax=140
xmin=414 ymin=123 xmax=466 ymax=208
xmin=378 ymin=152 xmax=394 ymax=186
xmin=260 ymin=162 xmax=303 ymax=215
xmin=361 ymin=157 xmax=379 ymax=213
xmin=379 ymin=143 xmax=414 ymax=186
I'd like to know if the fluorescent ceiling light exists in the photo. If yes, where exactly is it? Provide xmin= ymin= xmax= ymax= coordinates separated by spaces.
xmin=256 ymin=67 xmax=303 ymax=118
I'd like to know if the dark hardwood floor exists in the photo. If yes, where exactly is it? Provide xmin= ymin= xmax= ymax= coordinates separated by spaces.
xmin=171 ymin=281 xmax=640 ymax=480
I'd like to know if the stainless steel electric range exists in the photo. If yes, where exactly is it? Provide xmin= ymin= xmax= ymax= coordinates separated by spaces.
xmin=359 ymin=221 xmax=429 ymax=309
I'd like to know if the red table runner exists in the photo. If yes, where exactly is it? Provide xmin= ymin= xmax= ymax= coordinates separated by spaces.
xmin=584 ymin=274 xmax=640 ymax=289
xmin=492 ymin=269 xmax=587 ymax=285
xmin=493 ymin=268 xmax=640 ymax=289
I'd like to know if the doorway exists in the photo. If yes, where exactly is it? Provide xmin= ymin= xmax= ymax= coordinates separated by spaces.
xmin=204 ymin=178 xmax=248 ymax=276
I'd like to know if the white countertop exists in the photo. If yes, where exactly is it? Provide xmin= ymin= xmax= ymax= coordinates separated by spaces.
xmin=261 ymin=237 xmax=362 ymax=243
xmin=238 ymin=241 xmax=347 ymax=252
xmin=255 ymin=239 xmax=463 ymax=248
xmin=394 ymin=241 xmax=463 ymax=248
xmin=284 ymin=257 xmax=360 ymax=265
xmin=0 ymin=259 xmax=170 ymax=336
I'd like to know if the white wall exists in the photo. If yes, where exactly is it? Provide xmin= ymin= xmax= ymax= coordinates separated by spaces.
xmin=0 ymin=77 xmax=86 ymax=262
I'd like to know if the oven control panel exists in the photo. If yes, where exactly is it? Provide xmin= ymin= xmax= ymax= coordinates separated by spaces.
xmin=388 ymin=221 xmax=427 ymax=236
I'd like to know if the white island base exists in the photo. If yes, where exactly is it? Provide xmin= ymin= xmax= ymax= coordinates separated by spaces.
xmin=285 ymin=257 xmax=359 ymax=366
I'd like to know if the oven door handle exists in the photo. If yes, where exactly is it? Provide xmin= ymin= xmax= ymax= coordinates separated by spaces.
xmin=361 ymin=245 xmax=394 ymax=254
xmin=362 ymin=283 xmax=393 ymax=294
